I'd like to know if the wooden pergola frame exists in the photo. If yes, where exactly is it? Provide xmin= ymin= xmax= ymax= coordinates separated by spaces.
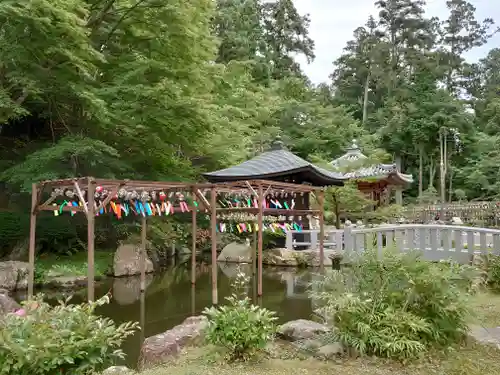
xmin=28 ymin=177 xmax=325 ymax=303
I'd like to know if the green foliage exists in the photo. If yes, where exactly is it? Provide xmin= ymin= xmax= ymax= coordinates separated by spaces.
xmin=262 ymin=231 xmax=285 ymax=250
xmin=1 ymin=136 xmax=129 ymax=192
xmin=1 ymin=0 xmax=499 ymax=258
xmin=365 ymin=204 xmax=404 ymax=223
xmin=203 ymin=269 xmax=277 ymax=361
xmin=324 ymin=181 xmax=374 ymax=228
xmin=311 ymin=249 xmax=472 ymax=359
xmin=0 ymin=295 xmax=138 ymax=375
xmin=478 ymin=254 xmax=500 ymax=292
xmin=34 ymin=251 xmax=114 ymax=283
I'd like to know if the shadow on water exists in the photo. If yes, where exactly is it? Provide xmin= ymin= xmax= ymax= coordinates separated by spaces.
xmin=14 ymin=261 xmax=316 ymax=368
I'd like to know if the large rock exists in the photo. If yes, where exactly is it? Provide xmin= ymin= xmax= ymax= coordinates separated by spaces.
xmin=263 ymin=248 xmax=298 ymax=267
xmin=0 ymin=290 xmax=20 ymax=315
xmin=217 ymin=240 xmax=252 ymax=263
xmin=113 ymin=243 xmax=154 ymax=277
xmin=264 ymin=249 xmax=332 ymax=268
xmin=45 ymin=271 xmax=88 ymax=289
xmin=278 ymin=319 xmax=330 ymax=341
xmin=316 ymin=343 xmax=343 ymax=358
xmin=0 ymin=261 xmax=29 ymax=291
xmin=7 ymin=239 xmax=29 ymax=261
xmin=138 ymin=315 xmax=208 ymax=370
xmin=468 ymin=325 xmax=500 ymax=348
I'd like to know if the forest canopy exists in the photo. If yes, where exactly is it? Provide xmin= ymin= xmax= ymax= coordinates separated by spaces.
xmin=0 ymin=0 xmax=499 ymax=205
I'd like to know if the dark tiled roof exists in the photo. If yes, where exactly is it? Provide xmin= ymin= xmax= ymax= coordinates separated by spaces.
xmin=204 ymin=139 xmax=413 ymax=185
xmin=342 ymin=164 xmax=414 ymax=184
xmin=331 ymin=141 xmax=368 ymax=168
xmin=331 ymin=140 xmax=413 ymax=184
xmin=203 ymin=141 xmax=345 ymax=185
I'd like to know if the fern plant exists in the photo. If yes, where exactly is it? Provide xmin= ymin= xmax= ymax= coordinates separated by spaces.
xmin=0 ymin=295 xmax=138 ymax=375
xmin=203 ymin=269 xmax=277 ymax=361
xmin=311 ymin=248 xmax=472 ymax=359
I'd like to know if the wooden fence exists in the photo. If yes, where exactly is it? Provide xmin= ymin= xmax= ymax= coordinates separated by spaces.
xmin=402 ymin=202 xmax=500 ymax=226
xmin=286 ymin=224 xmax=500 ymax=264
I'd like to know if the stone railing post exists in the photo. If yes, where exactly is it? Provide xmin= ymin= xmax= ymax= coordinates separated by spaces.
xmin=310 ymin=231 xmax=318 ymax=250
xmin=344 ymin=224 xmax=353 ymax=253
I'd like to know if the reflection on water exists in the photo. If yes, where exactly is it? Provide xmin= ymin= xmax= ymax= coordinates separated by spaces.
xmin=15 ymin=262 xmax=318 ymax=368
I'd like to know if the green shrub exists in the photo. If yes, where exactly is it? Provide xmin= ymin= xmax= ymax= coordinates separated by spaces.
xmin=478 ymin=254 xmax=500 ymax=291
xmin=262 ymin=230 xmax=286 ymax=249
xmin=203 ymin=270 xmax=277 ymax=361
xmin=311 ymin=249 xmax=472 ymax=359
xmin=0 ymin=295 xmax=138 ymax=375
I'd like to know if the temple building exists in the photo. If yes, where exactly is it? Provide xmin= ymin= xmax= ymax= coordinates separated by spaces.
xmin=203 ymin=139 xmax=413 ymax=207
xmin=203 ymin=139 xmax=344 ymax=186
xmin=329 ymin=140 xmax=413 ymax=206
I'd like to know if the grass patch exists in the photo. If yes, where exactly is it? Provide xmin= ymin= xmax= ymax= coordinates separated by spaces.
xmin=140 ymin=343 xmax=500 ymax=375
xmin=469 ymin=291 xmax=500 ymax=327
xmin=140 ymin=292 xmax=500 ymax=375
xmin=35 ymin=250 xmax=114 ymax=283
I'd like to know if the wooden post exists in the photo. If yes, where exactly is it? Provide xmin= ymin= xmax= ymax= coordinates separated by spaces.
xmin=139 ymin=289 xmax=146 ymax=344
xmin=191 ymin=201 xmax=197 ymax=284
xmin=318 ymin=190 xmax=325 ymax=272
xmin=252 ymin=230 xmax=257 ymax=275
xmin=191 ymin=284 xmax=196 ymax=316
xmin=28 ymin=183 xmax=38 ymax=298
xmin=210 ymin=187 xmax=218 ymax=304
xmin=257 ymin=184 xmax=264 ymax=296
xmin=87 ymin=179 xmax=96 ymax=302
xmin=395 ymin=155 xmax=403 ymax=205
xmin=140 ymin=215 xmax=147 ymax=292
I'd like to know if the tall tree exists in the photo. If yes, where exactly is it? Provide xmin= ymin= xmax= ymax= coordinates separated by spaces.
xmin=375 ymin=0 xmax=431 ymax=95
xmin=439 ymin=0 xmax=498 ymax=94
xmin=213 ymin=0 xmax=262 ymax=63
xmin=331 ymin=17 xmax=388 ymax=124
xmin=261 ymin=0 xmax=315 ymax=80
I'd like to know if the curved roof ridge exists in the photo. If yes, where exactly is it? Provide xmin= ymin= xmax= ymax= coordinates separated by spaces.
xmin=203 ymin=148 xmax=346 ymax=184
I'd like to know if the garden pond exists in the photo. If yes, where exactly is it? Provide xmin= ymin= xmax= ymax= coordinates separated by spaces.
xmin=13 ymin=261 xmax=318 ymax=368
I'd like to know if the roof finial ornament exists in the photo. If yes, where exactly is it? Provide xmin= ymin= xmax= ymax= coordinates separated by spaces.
xmin=270 ymin=135 xmax=285 ymax=151
xmin=346 ymin=139 xmax=360 ymax=153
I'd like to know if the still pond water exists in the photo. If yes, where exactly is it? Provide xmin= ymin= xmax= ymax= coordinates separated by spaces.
xmin=16 ymin=261 xmax=317 ymax=368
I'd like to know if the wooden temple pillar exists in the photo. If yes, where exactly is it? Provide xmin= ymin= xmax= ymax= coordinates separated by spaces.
xmin=318 ymin=190 xmax=325 ymax=271
xmin=395 ymin=156 xmax=403 ymax=205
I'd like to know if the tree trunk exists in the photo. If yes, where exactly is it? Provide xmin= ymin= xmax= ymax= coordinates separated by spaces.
xmin=333 ymin=193 xmax=340 ymax=229
xmin=418 ymin=147 xmax=423 ymax=198
xmin=448 ymin=167 xmax=453 ymax=202
xmin=439 ymin=130 xmax=447 ymax=204
xmin=428 ymin=156 xmax=436 ymax=189
xmin=362 ymin=71 xmax=371 ymax=125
